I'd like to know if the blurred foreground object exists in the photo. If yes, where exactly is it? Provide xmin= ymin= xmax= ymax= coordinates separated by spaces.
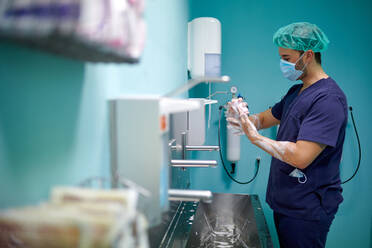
xmin=0 ymin=0 xmax=146 ymax=63
xmin=0 ymin=187 xmax=149 ymax=248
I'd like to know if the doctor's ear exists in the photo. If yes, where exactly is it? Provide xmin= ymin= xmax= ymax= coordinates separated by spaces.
xmin=305 ymin=50 xmax=315 ymax=62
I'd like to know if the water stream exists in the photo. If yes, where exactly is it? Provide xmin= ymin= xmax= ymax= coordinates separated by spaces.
xmin=199 ymin=213 xmax=252 ymax=248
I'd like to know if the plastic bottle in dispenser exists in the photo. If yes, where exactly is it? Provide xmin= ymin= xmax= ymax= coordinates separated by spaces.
xmin=226 ymin=86 xmax=240 ymax=169
xmin=227 ymin=127 xmax=240 ymax=163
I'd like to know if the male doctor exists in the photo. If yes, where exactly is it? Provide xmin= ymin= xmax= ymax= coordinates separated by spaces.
xmin=227 ymin=22 xmax=347 ymax=248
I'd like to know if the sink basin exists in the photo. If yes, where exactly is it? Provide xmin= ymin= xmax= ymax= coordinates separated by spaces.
xmin=149 ymin=194 xmax=272 ymax=248
xmin=186 ymin=193 xmax=270 ymax=248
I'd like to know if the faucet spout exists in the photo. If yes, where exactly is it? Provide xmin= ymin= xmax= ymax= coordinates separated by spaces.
xmin=170 ymin=159 xmax=217 ymax=168
xmin=168 ymin=189 xmax=213 ymax=203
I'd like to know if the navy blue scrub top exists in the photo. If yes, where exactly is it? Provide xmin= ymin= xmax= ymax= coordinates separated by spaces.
xmin=266 ymin=77 xmax=348 ymax=221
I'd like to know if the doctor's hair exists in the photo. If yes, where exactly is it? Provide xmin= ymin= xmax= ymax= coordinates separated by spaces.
xmin=299 ymin=50 xmax=322 ymax=65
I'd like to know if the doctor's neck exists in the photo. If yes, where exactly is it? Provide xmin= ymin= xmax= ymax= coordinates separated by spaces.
xmin=300 ymin=60 xmax=328 ymax=90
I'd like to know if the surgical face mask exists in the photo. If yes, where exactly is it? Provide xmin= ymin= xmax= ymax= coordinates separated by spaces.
xmin=280 ymin=52 xmax=307 ymax=81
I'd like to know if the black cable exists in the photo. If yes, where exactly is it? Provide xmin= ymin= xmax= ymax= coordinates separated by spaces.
xmin=218 ymin=107 xmax=260 ymax=184
xmin=341 ymin=106 xmax=361 ymax=184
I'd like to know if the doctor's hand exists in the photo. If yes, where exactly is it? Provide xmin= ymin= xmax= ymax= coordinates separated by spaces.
xmin=237 ymin=108 xmax=260 ymax=143
xmin=225 ymin=98 xmax=249 ymax=125
xmin=226 ymin=98 xmax=249 ymax=117
xmin=225 ymin=98 xmax=250 ymax=135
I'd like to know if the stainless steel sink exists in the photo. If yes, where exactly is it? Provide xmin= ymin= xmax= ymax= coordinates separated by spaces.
xmin=186 ymin=193 xmax=265 ymax=248
xmin=149 ymin=194 xmax=272 ymax=248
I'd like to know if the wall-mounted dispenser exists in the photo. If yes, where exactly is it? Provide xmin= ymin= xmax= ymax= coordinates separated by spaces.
xmin=188 ymin=17 xmax=221 ymax=78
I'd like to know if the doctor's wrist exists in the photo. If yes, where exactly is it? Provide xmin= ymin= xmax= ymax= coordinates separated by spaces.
xmin=248 ymin=132 xmax=261 ymax=144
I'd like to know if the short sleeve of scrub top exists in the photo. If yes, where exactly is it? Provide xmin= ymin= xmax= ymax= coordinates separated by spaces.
xmin=297 ymin=94 xmax=346 ymax=147
xmin=271 ymin=100 xmax=284 ymax=120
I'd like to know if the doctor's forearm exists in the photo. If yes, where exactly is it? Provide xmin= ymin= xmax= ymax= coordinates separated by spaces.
xmin=249 ymin=114 xmax=262 ymax=130
xmin=250 ymin=109 xmax=280 ymax=130
xmin=240 ymin=113 xmax=314 ymax=169
xmin=250 ymin=134 xmax=324 ymax=169
xmin=238 ymin=110 xmax=321 ymax=169
xmin=250 ymin=134 xmax=301 ymax=168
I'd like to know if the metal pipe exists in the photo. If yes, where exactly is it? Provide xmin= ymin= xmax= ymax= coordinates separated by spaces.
xmin=170 ymin=159 xmax=217 ymax=168
xmin=171 ymin=145 xmax=220 ymax=151
xmin=185 ymin=145 xmax=220 ymax=151
xmin=168 ymin=189 xmax=213 ymax=203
